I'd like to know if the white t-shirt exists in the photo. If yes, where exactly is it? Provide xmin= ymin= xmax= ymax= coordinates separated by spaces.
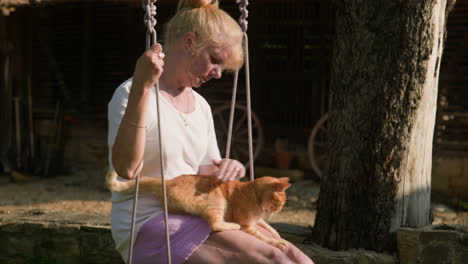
xmin=107 ymin=78 xmax=221 ymax=262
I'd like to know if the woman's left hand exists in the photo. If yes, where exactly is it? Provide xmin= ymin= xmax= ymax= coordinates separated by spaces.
xmin=212 ymin=159 xmax=245 ymax=182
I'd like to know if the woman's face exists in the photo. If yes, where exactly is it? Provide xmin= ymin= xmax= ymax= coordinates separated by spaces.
xmin=186 ymin=40 xmax=233 ymax=88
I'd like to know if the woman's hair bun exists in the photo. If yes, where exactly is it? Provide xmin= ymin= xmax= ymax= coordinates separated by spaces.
xmin=177 ymin=0 xmax=218 ymax=11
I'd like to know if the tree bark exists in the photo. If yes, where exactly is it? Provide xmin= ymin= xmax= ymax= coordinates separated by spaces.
xmin=312 ymin=0 xmax=455 ymax=251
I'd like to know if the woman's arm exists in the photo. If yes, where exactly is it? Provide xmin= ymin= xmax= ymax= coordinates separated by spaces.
xmin=198 ymin=98 xmax=245 ymax=181
xmin=112 ymin=84 xmax=151 ymax=179
xmin=112 ymin=44 xmax=165 ymax=179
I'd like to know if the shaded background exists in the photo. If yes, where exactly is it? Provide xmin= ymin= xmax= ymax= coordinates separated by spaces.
xmin=0 ymin=0 xmax=467 ymax=200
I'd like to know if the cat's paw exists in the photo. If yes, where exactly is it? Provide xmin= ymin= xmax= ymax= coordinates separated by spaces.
xmin=212 ymin=222 xmax=241 ymax=232
xmin=271 ymin=239 xmax=289 ymax=252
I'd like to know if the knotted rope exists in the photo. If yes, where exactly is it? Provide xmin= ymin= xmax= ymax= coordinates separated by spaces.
xmin=226 ymin=0 xmax=254 ymax=181
xmin=127 ymin=1 xmax=172 ymax=263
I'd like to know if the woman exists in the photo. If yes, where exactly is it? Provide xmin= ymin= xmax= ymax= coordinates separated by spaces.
xmin=108 ymin=0 xmax=314 ymax=263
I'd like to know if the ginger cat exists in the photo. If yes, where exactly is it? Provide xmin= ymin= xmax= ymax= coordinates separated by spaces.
xmin=106 ymin=169 xmax=291 ymax=251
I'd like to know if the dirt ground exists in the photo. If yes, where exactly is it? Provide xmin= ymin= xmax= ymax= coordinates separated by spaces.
xmin=0 ymin=170 xmax=316 ymax=227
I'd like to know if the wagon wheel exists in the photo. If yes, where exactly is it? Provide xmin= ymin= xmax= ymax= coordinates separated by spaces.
xmin=308 ymin=113 xmax=329 ymax=178
xmin=213 ymin=103 xmax=264 ymax=168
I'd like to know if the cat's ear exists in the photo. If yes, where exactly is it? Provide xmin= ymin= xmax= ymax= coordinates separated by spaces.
xmin=278 ymin=177 xmax=290 ymax=183
xmin=275 ymin=182 xmax=291 ymax=192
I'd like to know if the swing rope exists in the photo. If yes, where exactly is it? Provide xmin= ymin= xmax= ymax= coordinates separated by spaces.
xmin=128 ymin=0 xmax=252 ymax=263
xmin=226 ymin=0 xmax=254 ymax=181
xmin=127 ymin=1 xmax=172 ymax=264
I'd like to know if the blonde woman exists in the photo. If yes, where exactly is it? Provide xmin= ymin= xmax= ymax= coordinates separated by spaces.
xmin=108 ymin=0 xmax=314 ymax=263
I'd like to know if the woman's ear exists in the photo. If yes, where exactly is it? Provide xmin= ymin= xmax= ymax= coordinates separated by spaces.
xmin=183 ymin=32 xmax=197 ymax=51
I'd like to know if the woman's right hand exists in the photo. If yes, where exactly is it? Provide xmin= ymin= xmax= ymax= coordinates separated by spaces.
xmin=132 ymin=43 xmax=165 ymax=90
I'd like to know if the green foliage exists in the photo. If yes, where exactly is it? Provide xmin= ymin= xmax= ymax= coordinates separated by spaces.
xmin=460 ymin=201 xmax=468 ymax=211
xmin=24 ymin=255 xmax=57 ymax=264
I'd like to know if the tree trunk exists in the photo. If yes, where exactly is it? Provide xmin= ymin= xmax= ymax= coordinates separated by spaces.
xmin=312 ymin=0 xmax=455 ymax=251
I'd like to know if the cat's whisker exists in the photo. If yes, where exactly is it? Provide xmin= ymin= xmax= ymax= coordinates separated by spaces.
xmin=266 ymin=212 xmax=277 ymax=221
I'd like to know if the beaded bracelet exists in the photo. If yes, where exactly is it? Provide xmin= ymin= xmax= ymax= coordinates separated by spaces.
xmin=122 ymin=118 xmax=146 ymax=128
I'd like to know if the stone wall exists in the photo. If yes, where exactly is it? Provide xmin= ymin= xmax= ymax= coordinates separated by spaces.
xmin=0 ymin=210 xmax=123 ymax=264
xmin=272 ymin=223 xmax=397 ymax=264
xmin=398 ymin=224 xmax=468 ymax=264
xmin=2 ymin=210 xmax=467 ymax=264
xmin=0 ymin=223 xmax=123 ymax=264
xmin=0 ymin=210 xmax=396 ymax=264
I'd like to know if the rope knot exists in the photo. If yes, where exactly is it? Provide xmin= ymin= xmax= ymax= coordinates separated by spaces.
xmin=143 ymin=0 xmax=158 ymax=47
xmin=236 ymin=0 xmax=249 ymax=32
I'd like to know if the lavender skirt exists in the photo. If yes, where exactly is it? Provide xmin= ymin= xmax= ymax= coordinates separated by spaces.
xmin=132 ymin=213 xmax=211 ymax=264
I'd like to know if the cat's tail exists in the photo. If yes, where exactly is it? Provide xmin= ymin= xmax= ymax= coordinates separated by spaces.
xmin=105 ymin=168 xmax=133 ymax=193
xmin=105 ymin=168 xmax=162 ymax=194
